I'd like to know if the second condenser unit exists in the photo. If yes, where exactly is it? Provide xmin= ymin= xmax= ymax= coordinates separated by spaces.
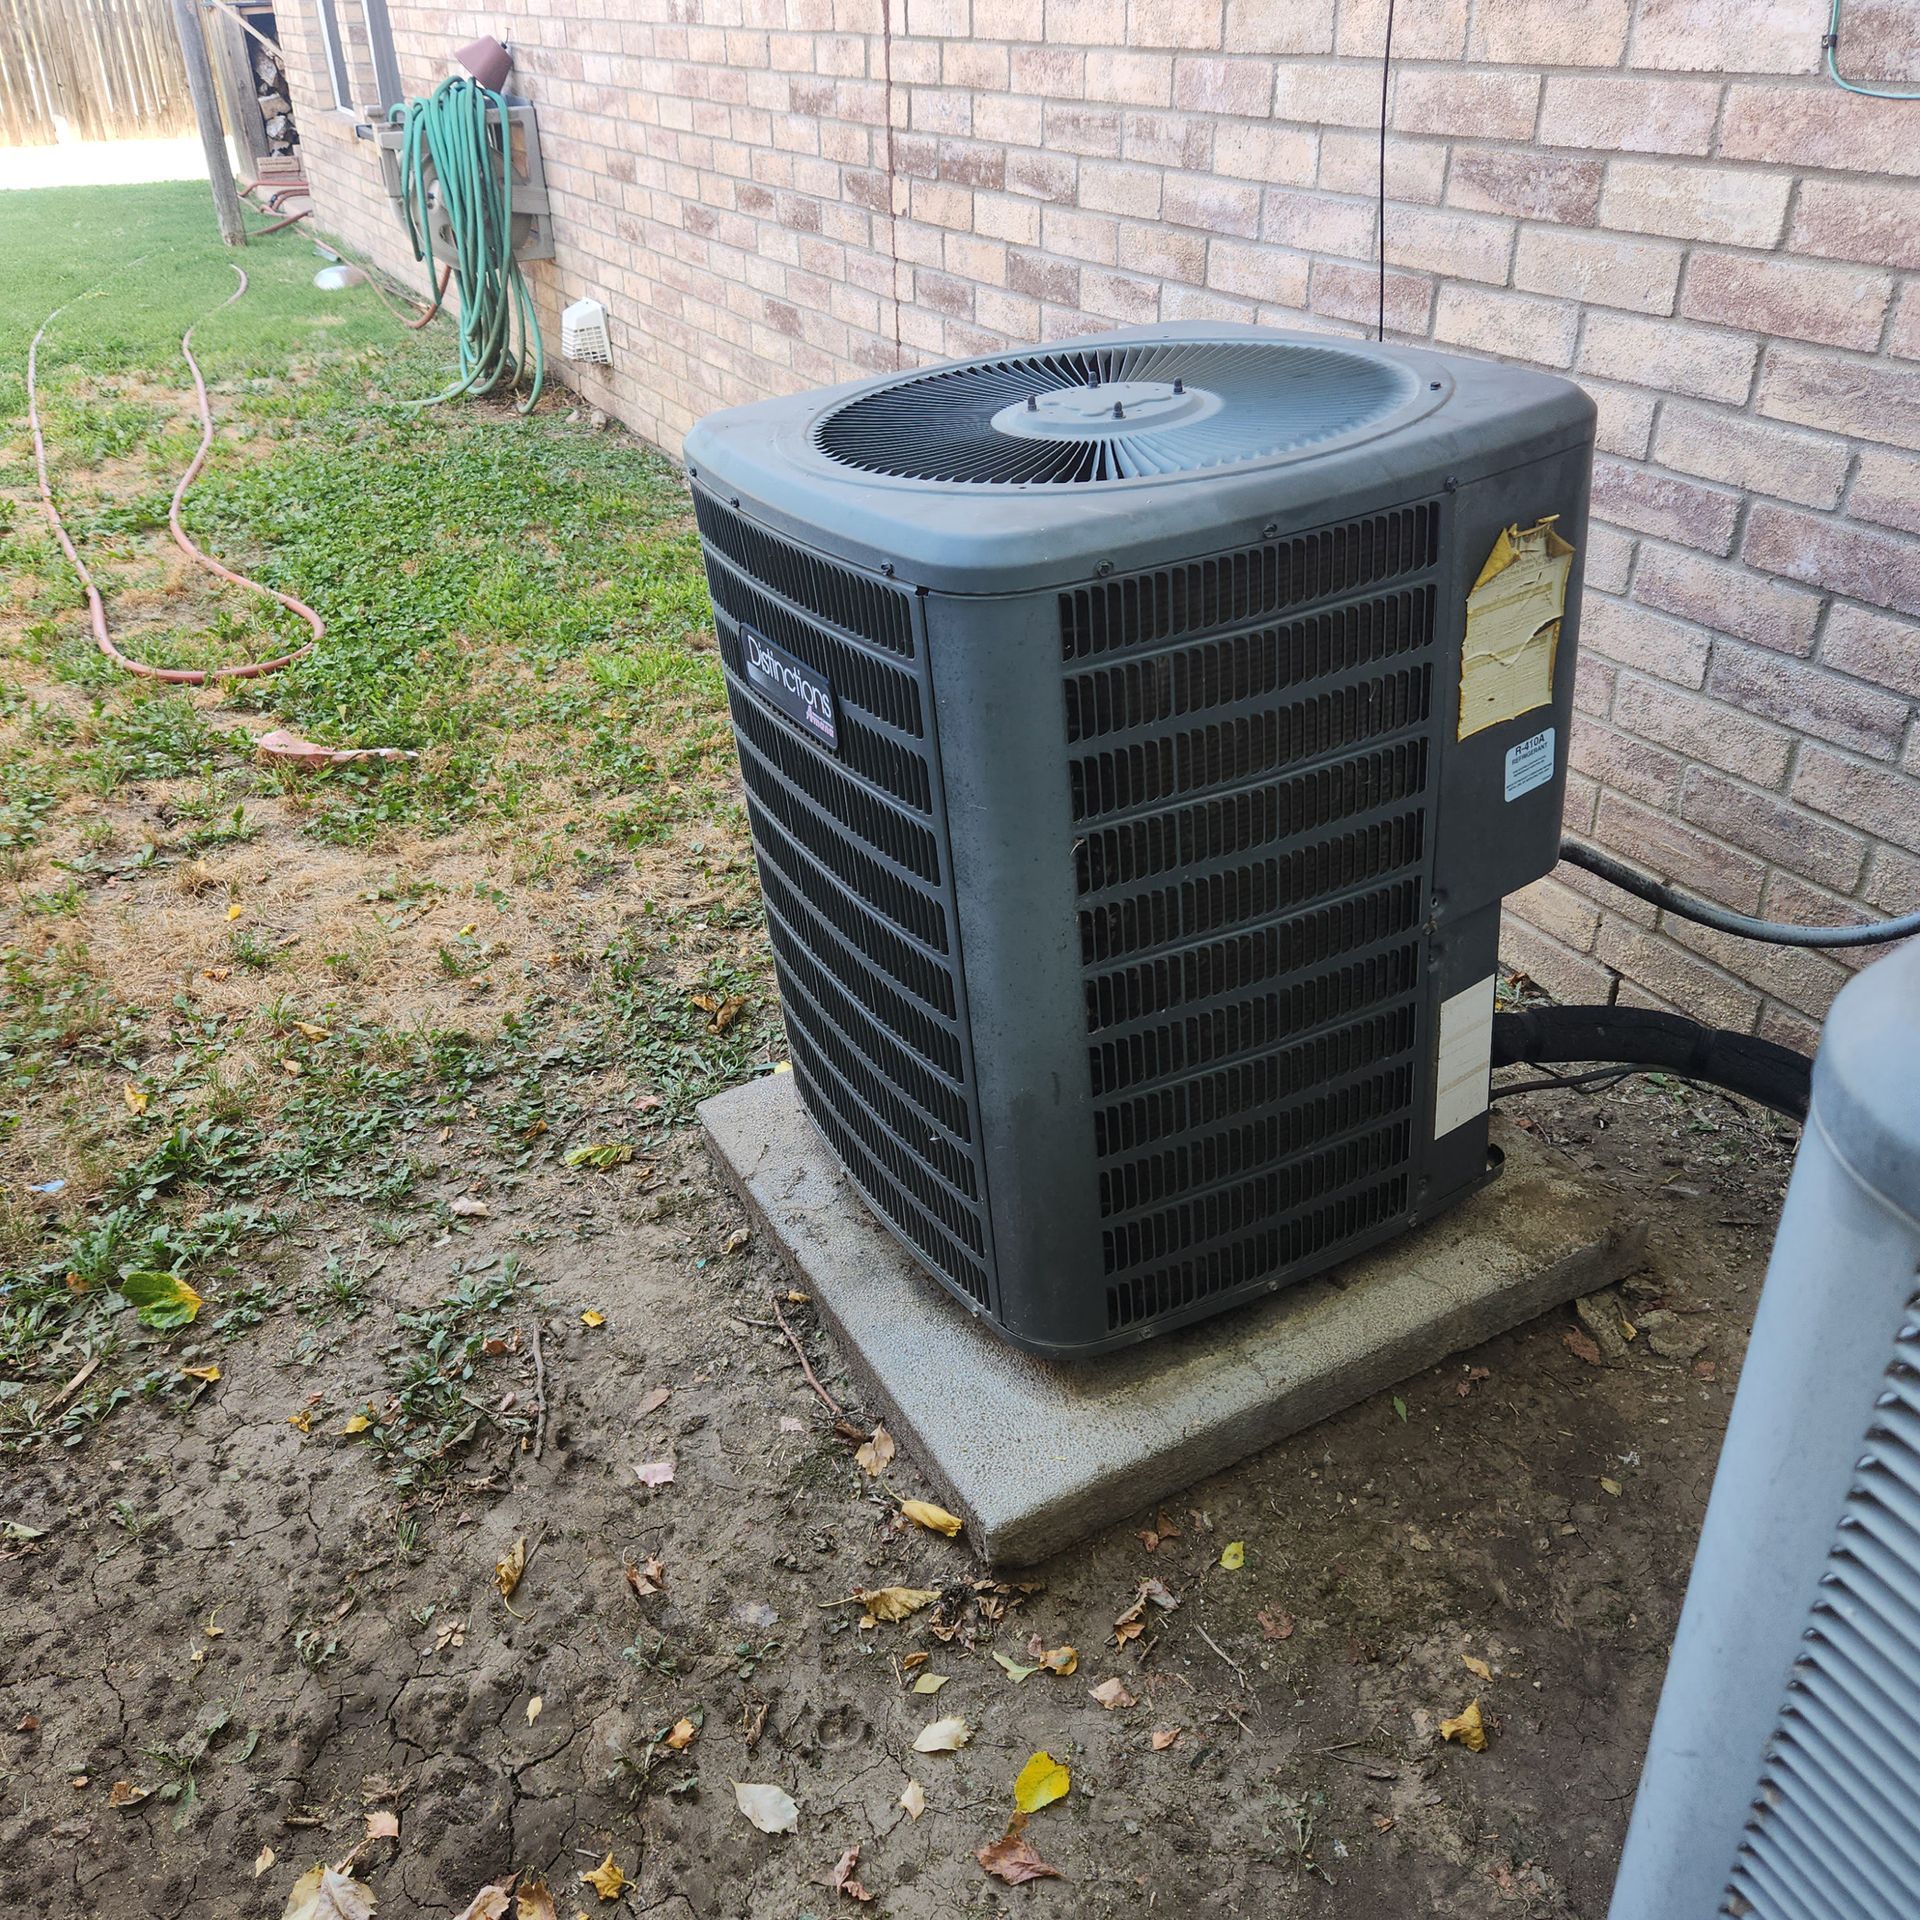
xmin=687 ymin=323 xmax=1595 ymax=1355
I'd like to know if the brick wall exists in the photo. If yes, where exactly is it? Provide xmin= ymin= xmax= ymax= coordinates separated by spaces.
xmin=280 ymin=0 xmax=1920 ymax=1042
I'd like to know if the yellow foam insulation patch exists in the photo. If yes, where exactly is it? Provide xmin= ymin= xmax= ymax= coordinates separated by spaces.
xmin=1459 ymin=516 xmax=1574 ymax=740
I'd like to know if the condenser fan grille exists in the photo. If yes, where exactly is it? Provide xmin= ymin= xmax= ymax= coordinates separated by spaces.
xmin=814 ymin=341 xmax=1422 ymax=485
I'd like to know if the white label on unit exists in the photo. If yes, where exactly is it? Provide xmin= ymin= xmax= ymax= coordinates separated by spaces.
xmin=1433 ymin=974 xmax=1497 ymax=1139
xmin=1504 ymin=725 xmax=1556 ymax=802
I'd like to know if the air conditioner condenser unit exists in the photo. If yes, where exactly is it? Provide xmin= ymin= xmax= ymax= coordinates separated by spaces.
xmin=686 ymin=324 xmax=1595 ymax=1355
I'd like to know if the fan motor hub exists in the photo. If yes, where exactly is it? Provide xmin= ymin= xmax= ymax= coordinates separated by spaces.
xmin=991 ymin=379 xmax=1222 ymax=441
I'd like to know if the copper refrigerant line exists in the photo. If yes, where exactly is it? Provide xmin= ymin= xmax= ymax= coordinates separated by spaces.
xmin=28 ymin=264 xmax=324 ymax=686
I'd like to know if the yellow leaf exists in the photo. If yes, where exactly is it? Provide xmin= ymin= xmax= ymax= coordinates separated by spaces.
xmin=181 ymin=1364 xmax=220 ymax=1383
xmin=580 ymin=1854 xmax=626 ymax=1901
xmin=339 ymin=1413 xmax=372 ymax=1435
xmin=911 ymin=1672 xmax=949 ymax=1694
xmin=123 ymin=1084 xmax=148 ymax=1115
xmin=1440 ymin=1700 xmax=1488 ymax=1752
xmin=227 ymin=903 xmax=243 ymax=921
xmin=1013 ymin=1750 xmax=1070 ymax=1814
xmin=526 ymin=1695 xmax=543 ymax=1726
xmin=495 ymin=1537 xmax=528 ymax=1600
xmin=1462 ymin=1655 xmax=1493 ymax=1682
xmin=281 ymin=1866 xmax=377 ymax=1920
xmin=286 ymin=1408 xmax=314 ymax=1434
xmin=1599 ymin=1477 xmax=1623 ymax=1497
xmin=856 ymin=1586 xmax=939 ymax=1623
xmin=665 ymin=1716 xmax=698 ymax=1750
xmin=901 ymin=1499 xmax=963 ymax=1538
xmin=460 ymin=924 xmax=477 ymax=937
xmin=1219 ymin=1540 xmax=1245 ymax=1570
xmin=581 ymin=1310 xmax=605 ymax=1328
xmin=1036 ymin=1644 xmax=1077 ymax=1676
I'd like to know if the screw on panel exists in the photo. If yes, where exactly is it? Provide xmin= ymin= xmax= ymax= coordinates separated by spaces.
xmin=1095 ymin=560 xmax=1113 ymax=576
xmin=1262 ymin=521 xmax=1278 ymax=538
xmin=1027 ymin=395 xmax=1037 ymax=410
xmin=880 ymin=562 xmax=896 ymax=576
xmin=1173 ymin=378 xmax=1184 ymax=394
xmin=1444 ymin=477 xmax=1459 ymax=492
xmin=729 ymin=495 xmax=740 ymax=507
xmin=1430 ymin=381 xmax=1441 ymax=390
xmin=1112 ymin=401 xmax=1125 ymax=418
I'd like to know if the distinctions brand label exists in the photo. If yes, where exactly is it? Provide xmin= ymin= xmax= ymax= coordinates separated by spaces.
xmin=741 ymin=623 xmax=838 ymax=750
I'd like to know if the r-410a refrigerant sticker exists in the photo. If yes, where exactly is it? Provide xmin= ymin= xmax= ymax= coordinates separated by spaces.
xmin=741 ymin=623 xmax=838 ymax=750
xmin=1504 ymin=726 xmax=1556 ymax=802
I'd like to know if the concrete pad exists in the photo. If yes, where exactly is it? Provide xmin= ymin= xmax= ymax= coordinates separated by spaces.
xmin=702 ymin=1075 xmax=1646 ymax=1566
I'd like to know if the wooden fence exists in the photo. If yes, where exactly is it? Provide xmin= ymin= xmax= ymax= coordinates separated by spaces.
xmin=0 ymin=0 xmax=194 ymax=146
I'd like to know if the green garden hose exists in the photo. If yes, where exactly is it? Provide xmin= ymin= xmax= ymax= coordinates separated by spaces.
xmin=391 ymin=76 xmax=545 ymax=411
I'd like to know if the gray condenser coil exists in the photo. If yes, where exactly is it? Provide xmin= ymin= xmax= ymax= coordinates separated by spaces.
xmin=685 ymin=324 xmax=1595 ymax=1355
xmin=1610 ymin=939 xmax=1920 ymax=1920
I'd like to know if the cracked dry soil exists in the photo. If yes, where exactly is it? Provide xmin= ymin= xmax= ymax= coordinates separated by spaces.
xmin=2 ymin=1078 xmax=1794 ymax=1919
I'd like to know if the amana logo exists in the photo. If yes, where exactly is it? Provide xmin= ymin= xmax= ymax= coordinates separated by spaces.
xmin=741 ymin=623 xmax=838 ymax=751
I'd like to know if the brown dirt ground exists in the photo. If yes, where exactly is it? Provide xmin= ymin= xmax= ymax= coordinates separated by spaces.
xmin=1 ymin=1070 xmax=1798 ymax=1920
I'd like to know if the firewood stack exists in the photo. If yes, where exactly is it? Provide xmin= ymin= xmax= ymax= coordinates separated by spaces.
xmin=254 ymin=43 xmax=297 ymax=158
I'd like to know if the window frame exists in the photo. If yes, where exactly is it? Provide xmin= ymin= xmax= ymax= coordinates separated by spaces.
xmin=311 ymin=0 xmax=352 ymax=111
xmin=356 ymin=0 xmax=403 ymax=110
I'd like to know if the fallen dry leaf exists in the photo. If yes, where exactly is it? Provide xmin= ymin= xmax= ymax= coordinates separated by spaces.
xmin=1219 ymin=1540 xmax=1246 ymax=1570
xmin=1089 ymin=1677 xmax=1136 ymax=1710
xmin=691 ymin=990 xmax=747 ymax=1032
xmin=580 ymin=1853 xmax=627 ymax=1901
xmin=365 ymin=1810 xmax=399 ymax=1840
xmin=123 ymin=1084 xmax=148 ymax=1115
xmin=633 ymin=1459 xmax=676 ymax=1488
xmin=181 ymin=1364 xmax=220 ymax=1384
xmin=1150 ymin=1728 xmax=1180 ymax=1751
xmin=1013 ymin=1750 xmax=1070 ymax=1814
xmin=855 ymin=1586 xmax=938 ymax=1624
xmin=1462 ymin=1654 xmax=1493 ymax=1682
xmin=900 ymin=1499 xmax=963 ymax=1538
xmin=580 ymin=1310 xmax=606 ymax=1329
xmin=1600 ymin=1476 xmax=1624 ymax=1497
xmin=977 ymin=1813 xmax=1062 ymax=1886
xmin=911 ymin=1672 xmax=950 ymax=1694
xmin=525 ymin=1696 xmax=543 ymax=1727
xmin=829 ymin=1843 xmax=873 ymax=1903
xmin=281 ymin=1866 xmax=377 ymax=1920
xmin=636 ymin=1385 xmax=671 ymax=1418
xmin=912 ymin=1715 xmax=972 ymax=1754
xmin=339 ymin=1412 xmax=372 ymax=1436
xmin=255 ymin=728 xmax=416 ymax=771
xmin=448 ymin=1197 xmax=490 ymax=1219
xmin=733 ymin=1780 xmax=800 ymax=1834
xmin=1033 ymin=1642 xmax=1078 ymax=1675
xmin=495 ymin=1538 xmax=528 ymax=1601
xmin=722 ymin=1226 xmax=751 ymax=1255
xmin=107 ymin=1780 xmax=151 ymax=1808
xmin=779 ymin=1415 xmax=805 ymax=1433
xmin=1113 ymin=1576 xmax=1180 ymax=1643
xmin=854 ymin=1424 xmax=896 ymax=1477
xmin=1440 ymin=1700 xmax=1488 ymax=1752
xmin=666 ymin=1717 xmax=698 ymax=1751
xmin=432 ymin=1619 xmax=466 ymax=1653
xmin=515 ymin=1880 xmax=558 ymax=1920
xmin=255 ymin=1846 xmax=276 ymax=1878
xmin=898 ymin=1779 xmax=926 ymax=1820
xmin=451 ymin=1881 xmax=512 ymax=1920
xmin=1258 ymin=1609 xmax=1296 ymax=1640
xmin=1562 ymin=1327 xmax=1604 ymax=1366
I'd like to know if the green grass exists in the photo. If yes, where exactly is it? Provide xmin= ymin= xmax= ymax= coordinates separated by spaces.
xmin=0 ymin=183 xmax=778 ymax=1451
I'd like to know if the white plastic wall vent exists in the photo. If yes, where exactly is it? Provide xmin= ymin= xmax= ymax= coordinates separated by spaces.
xmin=561 ymin=298 xmax=611 ymax=365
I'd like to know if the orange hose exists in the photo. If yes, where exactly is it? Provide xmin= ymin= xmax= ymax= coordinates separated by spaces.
xmin=28 ymin=265 xmax=324 ymax=686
